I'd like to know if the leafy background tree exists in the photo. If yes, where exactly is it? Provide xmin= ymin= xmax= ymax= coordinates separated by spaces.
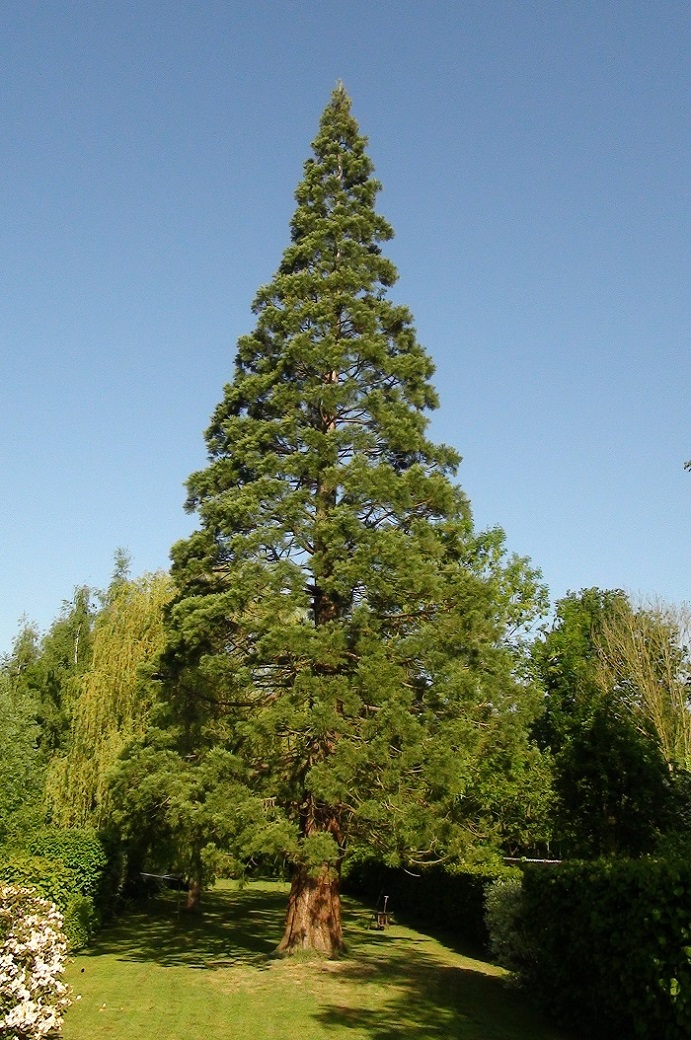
xmin=163 ymin=84 xmax=550 ymax=954
xmin=532 ymin=588 xmax=675 ymax=857
xmin=0 ymin=667 xmax=44 ymax=845
xmin=596 ymin=598 xmax=691 ymax=772
xmin=47 ymin=568 xmax=173 ymax=830
xmin=0 ymin=589 xmax=96 ymax=849
xmin=5 ymin=589 xmax=94 ymax=755
xmin=0 ymin=555 xmax=174 ymax=927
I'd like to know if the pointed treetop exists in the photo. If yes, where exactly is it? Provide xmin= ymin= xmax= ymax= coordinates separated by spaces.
xmin=331 ymin=79 xmax=349 ymax=105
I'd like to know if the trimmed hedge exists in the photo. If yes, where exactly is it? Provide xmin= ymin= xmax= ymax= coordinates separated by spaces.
xmin=0 ymin=853 xmax=94 ymax=950
xmin=0 ymin=854 xmax=77 ymax=909
xmin=0 ymin=830 xmax=109 ymax=950
xmin=522 ymin=858 xmax=691 ymax=1039
xmin=344 ymin=861 xmax=518 ymax=949
xmin=28 ymin=828 xmax=108 ymax=900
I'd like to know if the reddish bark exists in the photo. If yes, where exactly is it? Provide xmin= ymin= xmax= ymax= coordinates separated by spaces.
xmin=276 ymin=865 xmax=343 ymax=957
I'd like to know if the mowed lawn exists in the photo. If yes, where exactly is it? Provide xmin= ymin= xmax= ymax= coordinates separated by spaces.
xmin=63 ymin=881 xmax=576 ymax=1040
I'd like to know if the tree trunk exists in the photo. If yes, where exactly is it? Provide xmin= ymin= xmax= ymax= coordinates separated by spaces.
xmin=186 ymin=877 xmax=202 ymax=912
xmin=276 ymin=864 xmax=343 ymax=957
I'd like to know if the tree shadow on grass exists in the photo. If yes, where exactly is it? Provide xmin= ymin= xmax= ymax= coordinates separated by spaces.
xmin=81 ymin=885 xmax=579 ymax=1039
xmin=82 ymin=884 xmax=289 ymax=969
xmin=317 ymin=948 xmax=571 ymax=1040
xmin=319 ymin=907 xmax=580 ymax=1040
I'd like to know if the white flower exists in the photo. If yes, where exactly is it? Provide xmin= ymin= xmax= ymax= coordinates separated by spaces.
xmin=0 ymin=885 xmax=71 ymax=1039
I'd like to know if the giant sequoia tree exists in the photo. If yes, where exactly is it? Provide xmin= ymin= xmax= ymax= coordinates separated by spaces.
xmin=167 ymin=86 xmax=547 ymax=955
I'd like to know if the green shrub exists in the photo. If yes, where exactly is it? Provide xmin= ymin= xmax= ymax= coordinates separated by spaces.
xmin=28 ymin=828 xmax=107 ymax=898
xmin=522 ymin=857 xmax=691 ymax=1039
xmin=0 ymin=854 xmax=76 ymax=909
xmin=63 ymin=892 xmax=99 ymax=951
xmin=0 ymin=854 xmax=96 ymax=950
xmin=484 ymin=876 xmax=533 ymax=975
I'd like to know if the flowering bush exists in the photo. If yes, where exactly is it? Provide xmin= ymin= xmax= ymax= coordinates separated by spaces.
xmin=0 ymin=884 xmax=71 ymax=1039
xmin=0 ymin=855 xmax=96 ymax=951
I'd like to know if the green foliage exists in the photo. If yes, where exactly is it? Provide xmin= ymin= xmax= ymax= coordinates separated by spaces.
xmin=107 ymin=740 xmax=270 ymax=890
xmin=532 ymin=587 xmax=629 ymax=746
xmin=7 ymin=588 xmax=95 ymax=753
xmin=532 ymin=588 xmax=674 ymax=857
xmin=162 ymin=84 xmax=549 ymax=938
xmin=48 ymin=570 xmax=173 ymax=828
xmin=660 ymin=770 xmax=691 ymax=854
xmin=554 ymin=707 xmax=673 ymax=856
xmin=0 ymin=842 xmax=104 ymax=951
xmin=0 ymin=855 xmax=76 ymax=910
xmin=0 ymin=670 xmax=45 ymax=846
xmin=0 ymin=588 xmax=96 ymax=850
xmin=596 ymin=598 xmax=691 ymax=772
xmin=484 ymin=876 xmax=533 ymax=975
xmin=468 ymin=730 xmax=555 ymax=857
xmin=28 ymin=829 xmax=107 ymax=899
xmin=62 ymin=893 xmax=98 ymax=952
xmin=521 ymin=858 xmax=691 ymax=1038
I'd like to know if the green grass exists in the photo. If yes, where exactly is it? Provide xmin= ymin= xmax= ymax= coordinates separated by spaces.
xmin=63 ymin=881 xmax=577 ymax=1040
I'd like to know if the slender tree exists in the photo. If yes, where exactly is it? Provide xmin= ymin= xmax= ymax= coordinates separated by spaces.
xmin=10 ymin=588 xmax=95 ymax=753
xmin=166 ymin=85 xmax=546 ymax=954
xmin=0 ymin=592 xmax=95 ymax=843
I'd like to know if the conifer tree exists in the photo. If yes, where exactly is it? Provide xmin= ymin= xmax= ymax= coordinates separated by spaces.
xmin=167 ymin=85 xmax=547 ymax=955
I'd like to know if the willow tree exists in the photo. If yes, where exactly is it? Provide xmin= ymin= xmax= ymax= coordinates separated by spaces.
xmin=48 ymin=570 xmax=173 ymax=828
xmin=167 ymin=85 xmax=546 ymax=955
xmin=597 ymin=598 xmax=691 ymax=771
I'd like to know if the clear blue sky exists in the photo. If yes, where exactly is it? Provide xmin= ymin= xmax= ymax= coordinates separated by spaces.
xmin=1 ymin=1 xmax=689 ymax=652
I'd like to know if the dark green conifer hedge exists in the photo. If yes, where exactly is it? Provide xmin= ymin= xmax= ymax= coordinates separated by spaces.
xmin=344 ymin=860 xmax=517 ymax=949
xmin=522 ymin=858 xmax=691 ymax=1039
